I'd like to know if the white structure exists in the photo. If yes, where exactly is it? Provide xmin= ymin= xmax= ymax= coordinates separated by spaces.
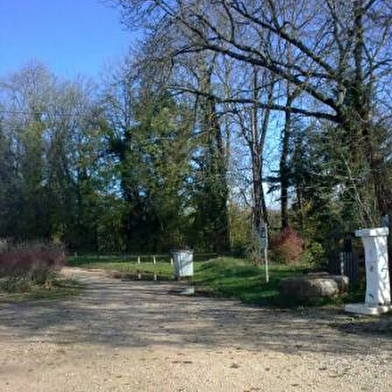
xmin=345 ymin=227 xmax=391 ymax=315
xmin=171 ymin=249 xmax=193 ymax=278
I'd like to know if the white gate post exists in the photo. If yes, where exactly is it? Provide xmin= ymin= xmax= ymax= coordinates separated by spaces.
xmin=345 ymin=227 xmax=391 ymax=315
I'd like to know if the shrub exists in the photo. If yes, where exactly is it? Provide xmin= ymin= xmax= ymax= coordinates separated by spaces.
xmin=302 ymin=241 xmax=326 ymax=267
xmin=0 ymin=242 xmax=66 ymax=292
xmin=270 ymin=227 xmax=305 ymax=265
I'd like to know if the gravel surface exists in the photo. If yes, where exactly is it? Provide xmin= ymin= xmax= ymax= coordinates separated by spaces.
xmin=0 ymin=267 xmax=391 ymax=392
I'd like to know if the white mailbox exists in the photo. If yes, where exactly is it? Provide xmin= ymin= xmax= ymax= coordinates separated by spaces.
xmin=345 ymin=227 xmax=391 ymax=315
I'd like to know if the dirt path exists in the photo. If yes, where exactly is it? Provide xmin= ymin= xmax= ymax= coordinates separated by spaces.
xmin=0 ymin=267 xmax=391 ymax=391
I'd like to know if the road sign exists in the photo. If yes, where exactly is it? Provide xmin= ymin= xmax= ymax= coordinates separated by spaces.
xmin=260 ymin=224 xmax=268 ymax=249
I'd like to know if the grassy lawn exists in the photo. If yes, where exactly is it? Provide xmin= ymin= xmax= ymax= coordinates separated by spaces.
xmin=193 ymin=258 xmax=366 ymax=307
xmin=193 ymin=257 xmax=310 ymax=306
xmin=0 ymin=278 xmax=84 ymax=303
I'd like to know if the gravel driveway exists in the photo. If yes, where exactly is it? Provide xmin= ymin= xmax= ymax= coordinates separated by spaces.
xmin=0 ymin=267 xmax=391 ymax=392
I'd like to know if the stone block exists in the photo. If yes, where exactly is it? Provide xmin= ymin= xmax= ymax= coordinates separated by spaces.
xmin=279 ymin=273 xmax=348 ymax=299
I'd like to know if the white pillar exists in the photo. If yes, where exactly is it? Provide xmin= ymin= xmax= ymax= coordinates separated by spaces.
xmin=345 ymin=227 xmax=391 ymax=315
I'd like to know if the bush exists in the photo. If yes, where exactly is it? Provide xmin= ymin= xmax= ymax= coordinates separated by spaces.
xmin=302 ymin=241 xmax=326 ymax=266
xmin=270 ymin=227 xmax=305 ymax=264
xmin=0 ymin=242 xmax=66 ymax=292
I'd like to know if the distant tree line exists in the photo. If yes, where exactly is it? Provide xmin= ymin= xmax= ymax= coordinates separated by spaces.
xmin=0 ymin=62 xmax=232 ymax=253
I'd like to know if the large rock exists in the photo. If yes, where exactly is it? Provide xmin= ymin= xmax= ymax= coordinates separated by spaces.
xmin=279 ymin=273 xmax=349 ymax=299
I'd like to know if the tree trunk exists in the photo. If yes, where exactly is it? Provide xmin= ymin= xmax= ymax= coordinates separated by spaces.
xmin=198 ymin=60 xmax=230 ymax=252
xmin=250 ymin=68 xmax=272 ymax=232
xmin=280 ymin=97 xmax=293 ymax=229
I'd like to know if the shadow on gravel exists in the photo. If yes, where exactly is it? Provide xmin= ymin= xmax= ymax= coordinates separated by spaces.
xmin=330 ymin=318 xmax=392 ymax=337
xmin=1 ymin=268 xmax=392 ymax=357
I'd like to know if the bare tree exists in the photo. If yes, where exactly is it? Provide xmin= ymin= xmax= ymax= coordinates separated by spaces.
xmin=232 ymin=66 xmax=275 ymax=231
xmin=114 ymin=0 xmax=392 ymax=225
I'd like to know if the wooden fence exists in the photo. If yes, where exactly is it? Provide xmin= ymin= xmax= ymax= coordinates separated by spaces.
xmin=71 ymin=252 xmax=219 ymax=264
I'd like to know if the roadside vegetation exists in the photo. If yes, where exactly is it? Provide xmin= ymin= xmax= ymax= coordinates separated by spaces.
xmin=0 ymin=242 xmax=83 ymax=302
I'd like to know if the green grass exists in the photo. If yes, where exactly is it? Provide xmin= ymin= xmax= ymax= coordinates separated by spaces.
xmin=193 ymin=257 xmax=311 ymax=306
xmin=68 ymin=256 xmax=175 ymax=279
xmin=194 ymin=258 xmax=368 ymax=307
xmin=0 ymin=278 xmax=84 ymax=303
xmin=104 ymin=262 xmax=174 ymax=277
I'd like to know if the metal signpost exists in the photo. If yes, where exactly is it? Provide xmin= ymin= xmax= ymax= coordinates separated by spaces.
xmin=260 ymin=223 xmax=269 ymax=283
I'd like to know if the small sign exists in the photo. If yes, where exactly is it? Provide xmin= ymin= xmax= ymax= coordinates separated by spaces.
xmin=260 ymin=224 xmax=268 ymax=249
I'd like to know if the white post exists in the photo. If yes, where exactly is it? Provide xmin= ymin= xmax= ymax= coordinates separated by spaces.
xmin=137 ymin=256 xmax=141 ymax=264
xmin=260 ymin=222 xmax=269 ymax=283
xmin=264 ymin=247 xmax=269 ymax=283
xmin=153 ymin=256 xmax=156 ymax=264
xmin=345 ymin=227 xmax=391 ymax=315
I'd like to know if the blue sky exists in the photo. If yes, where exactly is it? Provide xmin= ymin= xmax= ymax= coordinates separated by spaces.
xmin=0 ymin=0 xmax=134 ymax=78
